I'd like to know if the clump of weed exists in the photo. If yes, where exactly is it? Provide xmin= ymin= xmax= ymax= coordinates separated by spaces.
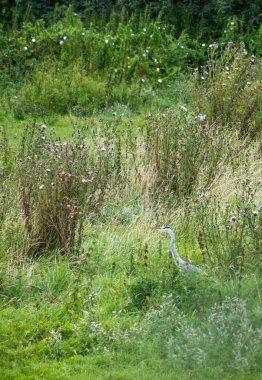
xmin=17 ymin=123 xmax=107 ymax=254
xmin=194 ymin=184 xmax=262 ymax=277
xmin=196 ymin=43 xmax=262 ymax=140
xmin=143 ymin=111 xmax=231 ymax=199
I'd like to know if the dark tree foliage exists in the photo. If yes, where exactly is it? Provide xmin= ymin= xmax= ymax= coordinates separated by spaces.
xmin=0 ymin=0 xmax=261 ymax=37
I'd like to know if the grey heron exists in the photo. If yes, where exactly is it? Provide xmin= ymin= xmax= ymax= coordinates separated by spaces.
xmin=157 ymin=226 xmax=203 ymax=274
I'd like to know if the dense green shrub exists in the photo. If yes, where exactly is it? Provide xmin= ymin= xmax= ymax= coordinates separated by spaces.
xmin=13 ymin=63 xmax=107 ymax=116
xmin=1 ymin=5 xmax=261 ymax=118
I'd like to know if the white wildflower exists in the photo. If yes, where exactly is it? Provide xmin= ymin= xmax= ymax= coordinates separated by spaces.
xmin=50 ymin=329 xmax=62 ymax=340
xmin=196 ymin=114 xmax=206 ymax=122
xmin=82 ymin=309 xmax=90 ymax=318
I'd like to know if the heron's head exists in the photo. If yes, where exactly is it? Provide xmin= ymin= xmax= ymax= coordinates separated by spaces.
xmin=156 ymin=226 xmax=174 ymax=235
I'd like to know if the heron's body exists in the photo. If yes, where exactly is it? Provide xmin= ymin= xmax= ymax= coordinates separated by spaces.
xmin=157 ymin=226 xmax=203 ymax=274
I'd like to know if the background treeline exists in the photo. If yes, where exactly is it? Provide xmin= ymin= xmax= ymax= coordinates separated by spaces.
xmin=1 ymin=0 xmax=262 ymax=39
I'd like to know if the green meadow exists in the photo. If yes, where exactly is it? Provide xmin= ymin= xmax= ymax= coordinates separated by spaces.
xmin=0 ymin=2 xmax=261 ymax=379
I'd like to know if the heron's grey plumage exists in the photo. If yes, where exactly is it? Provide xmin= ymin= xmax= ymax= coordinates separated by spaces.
xmin=157 ymin=226 xmax=203 ymax=274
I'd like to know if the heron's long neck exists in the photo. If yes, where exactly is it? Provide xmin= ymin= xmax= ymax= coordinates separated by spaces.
xmin=169 ymin=232 xmax=180 ymax=260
